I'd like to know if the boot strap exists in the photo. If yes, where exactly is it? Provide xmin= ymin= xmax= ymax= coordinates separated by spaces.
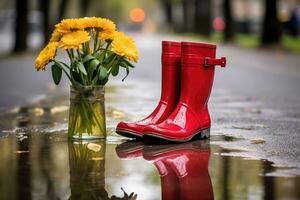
xmin=203 ymin=57 xmax=226 ymax=67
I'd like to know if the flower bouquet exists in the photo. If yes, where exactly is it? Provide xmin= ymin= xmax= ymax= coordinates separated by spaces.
xmin=35 ymin=17 xmax=138 ymax=139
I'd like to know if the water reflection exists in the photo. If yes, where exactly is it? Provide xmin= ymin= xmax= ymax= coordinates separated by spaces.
xmin=68 ymin=140 xmax=106 ymax=199
xmin=116 ymin=140 xmax=213 ymax=200
xmin=68 ymin=140 xmax=138 ymax=200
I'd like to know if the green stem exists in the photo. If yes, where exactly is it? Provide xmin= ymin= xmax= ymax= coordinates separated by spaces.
xmin=94 ymin=30 xmax=99 ymax=54
xmin=66 ymin=49 xmax=73 ymax=63
xmin=77 ymin=49 xmax=82 ymax=61
xmin=102 ymin=42 xmax=111 ymax=62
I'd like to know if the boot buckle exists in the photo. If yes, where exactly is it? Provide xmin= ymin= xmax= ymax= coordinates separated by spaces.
xmin=220 ymin=57 xmax=226 ymax=67
xmin=203 ymin=57 xmax=226 ymax=67
xmin=203 ymin=57 xmax=210 ymax=67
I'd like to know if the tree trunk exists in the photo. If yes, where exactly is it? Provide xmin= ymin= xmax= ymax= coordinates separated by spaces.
xmin=261 ymin=0 xmax=281 ymax=45
xmin=183 ymin=0 xmax=194 ymax=32
xmin=80 ymin=0 xmax=91 ymax=17
xmin=162 ymin=0 xmax=173 ymax=27
xmin=263 ymin=161 xmax=274 ymax=200
xmin=224 ymin=0 xmax=235 ymax=42
xmin=13 ymin=0 xmax=28 ymax=52
xmin=58 ymin=0 xmax=69 ymax=21
xmin=194 ymin=0 xmax=211 ymax=36
xmin=40 ymin=0 xmax=51 ymax=44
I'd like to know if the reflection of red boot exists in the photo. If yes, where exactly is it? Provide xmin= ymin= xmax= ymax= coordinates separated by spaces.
xmin=144 ymin=42 xmax=226 ymax=142
xmin=116 ymin=41 xmax=181 ymax=138
xmin=116 ymin=141 xmax=180 ymax=200
xmin=143 ymin=147 xmax=180 ymax=200
xmin=143 ymin=140 xmax=213 ymax=200
xmin=115 ymin=141 xmax=144 ymax=159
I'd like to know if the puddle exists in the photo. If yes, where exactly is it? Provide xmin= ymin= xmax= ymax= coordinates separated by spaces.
xmin=0 ymin=81 xmax=300 ymax=199
xmin=0 ymin=133 xmax=300 ymax=200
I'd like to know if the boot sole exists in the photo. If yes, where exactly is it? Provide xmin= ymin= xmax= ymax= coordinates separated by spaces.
xmin=143 ymin=128 xmax=210 ymax=143
xmin=116 ymin=129 xmax=143 ymax=139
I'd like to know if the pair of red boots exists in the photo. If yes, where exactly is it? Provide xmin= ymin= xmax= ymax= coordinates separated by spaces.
xmin=116 ymin=41 xmax=226 ymax=142
xmin=116 ymin=140 xmax=213 ymax=200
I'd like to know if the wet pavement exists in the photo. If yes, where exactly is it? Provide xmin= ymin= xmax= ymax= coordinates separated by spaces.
xmin=0 ymin=34 xmax=300 ymax=199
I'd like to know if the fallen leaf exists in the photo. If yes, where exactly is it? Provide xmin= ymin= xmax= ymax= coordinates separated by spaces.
xmin=242 ymin=107 xmax=262 ymax=114
xmin=87 ymin=143 xmax=101 ymax=152
xmin=16 ymin=150 xmax=30 ymax=154
xmin=91 ymin=157 xmax=104 ymax=161
xmin=112 ymin=110 xmax=125 ymax=119
xmin=251 ymin=138 xmax=266 ymax=144
xmin=116 ymin=171 xmax=129 ymax=177
xmin=232 ymin=126 xmax=253 ymax=130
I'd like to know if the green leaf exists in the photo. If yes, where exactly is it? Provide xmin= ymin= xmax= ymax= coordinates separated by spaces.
xmin=98 ymin=66 xmax=108 ymax=81
xmin=122 ymin=65 xmax=130 ymax=81
xmin=51 ymin=64 xmax=62 ymax=85
xmin=89 ymin=59 xmax=100 ymax=70
xmin=75 ymin=61 xmax=87 ymax=75
xmin=111 ymin=65 xmax=119 ymax=76
xmin=99 ymin=77 xmax=108 ymax=85
xmin=82 ymin=55 xmax=95 ymax=63
xmin=71 ymin=70 xmax=82 ymax=84
xmin=103 ymin=54 xmax=115 ymax=67
xmin=119 ymin=61 xmax=128 ymax=68
xmin=124 ymin=59 xmax=135 ymax=68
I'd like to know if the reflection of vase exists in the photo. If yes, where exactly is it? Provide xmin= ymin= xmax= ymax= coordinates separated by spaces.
xmin=116 ymin=140 xmax=213 ymax=200
xmin=68 ymin=140 xmax=107 ymax=199
xmin=68 ymin=85 xmax=106 ymax=139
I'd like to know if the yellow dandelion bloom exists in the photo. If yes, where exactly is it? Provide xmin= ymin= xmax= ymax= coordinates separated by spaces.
xmin=97 ymin=18 xmax=116 ymax=40
xmin=111 ymin=32 xmax=138 ymax=63
xmin=55 ymin=18 xmax=84 ymax=34
xmin=60 ymin=30 xmax=90 ymax=49
xmin=49 ymin=29 xmax=62 ymax=42
xmin=35 ymin=42 xmax=59 ymax=71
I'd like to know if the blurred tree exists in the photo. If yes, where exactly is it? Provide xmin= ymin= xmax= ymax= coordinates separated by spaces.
xmin=222 ymin=150 xmax=230 ymax=200
xmin=183 ymin=0 xmax=194 ymax=32
xmin=263 ymin=161 xmax=274 ymax=200
xmin=194 ymin=0 xmax=211 ymax=36
xmin=161 ymin=0 xmax=173 ymax=28
xmin=13 ymin=0 xmax=28 ymax=52
xmin=80 ymin=0 xmax=91 ymax=16
xmin=224 ymin=0 xmax=235 ymax=42
xmin=40 ymin=0 xmax=51 ymax=44
xmin=58 ymin=0 xmax=69 ymax=21
xmin=261 ymin=0 xmax=282 ymax=45
xmin=17 ymin=107 xmax=31 ymax=200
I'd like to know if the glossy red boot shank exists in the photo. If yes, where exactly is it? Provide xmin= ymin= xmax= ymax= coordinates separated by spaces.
xmin=116 ymin=41 xmax=181 ymax=138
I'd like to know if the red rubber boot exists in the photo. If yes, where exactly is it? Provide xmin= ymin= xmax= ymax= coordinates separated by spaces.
xmin=143 ymin=42 xmax=226 ymax=142
xmin=116 ymin=41 xmax=181 ymax=138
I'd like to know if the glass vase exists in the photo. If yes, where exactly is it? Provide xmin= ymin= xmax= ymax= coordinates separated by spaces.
xmin=68 ymin=85 xmax=106 ymax=140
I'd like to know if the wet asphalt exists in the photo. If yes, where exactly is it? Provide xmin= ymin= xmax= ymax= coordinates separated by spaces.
xmin=0 ymin=33 xmax=300 ymax=175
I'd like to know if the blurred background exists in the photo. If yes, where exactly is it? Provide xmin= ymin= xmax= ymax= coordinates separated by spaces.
xmin=0 ymin=0 xmax=300 ymax=54
xmin=0 ymin=1 xmax=300 ymax=199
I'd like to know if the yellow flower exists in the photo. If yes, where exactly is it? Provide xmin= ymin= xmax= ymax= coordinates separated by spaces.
xmin=60 ymin=30 xmax=90 ymax=49
xmin=35 ymin=42 xmax=59 ymax=71
xmin=49 ymin=29 xmax=62 ymax=42
xmin=82 ymin=17 xmax=116 ymax=40
xmin=111 ymin=32 xmax=139 ymax=62
xmin=55 ymin=18 xmax=84 ymax=34
xmin=97 ymin=18 xmax=116 ymax=40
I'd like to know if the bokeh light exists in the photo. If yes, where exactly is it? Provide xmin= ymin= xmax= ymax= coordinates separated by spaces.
xmin=129 ymin=7 xmax=145 ymax=23
xmin=212 ymin=17 xmax=225 ymax=31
